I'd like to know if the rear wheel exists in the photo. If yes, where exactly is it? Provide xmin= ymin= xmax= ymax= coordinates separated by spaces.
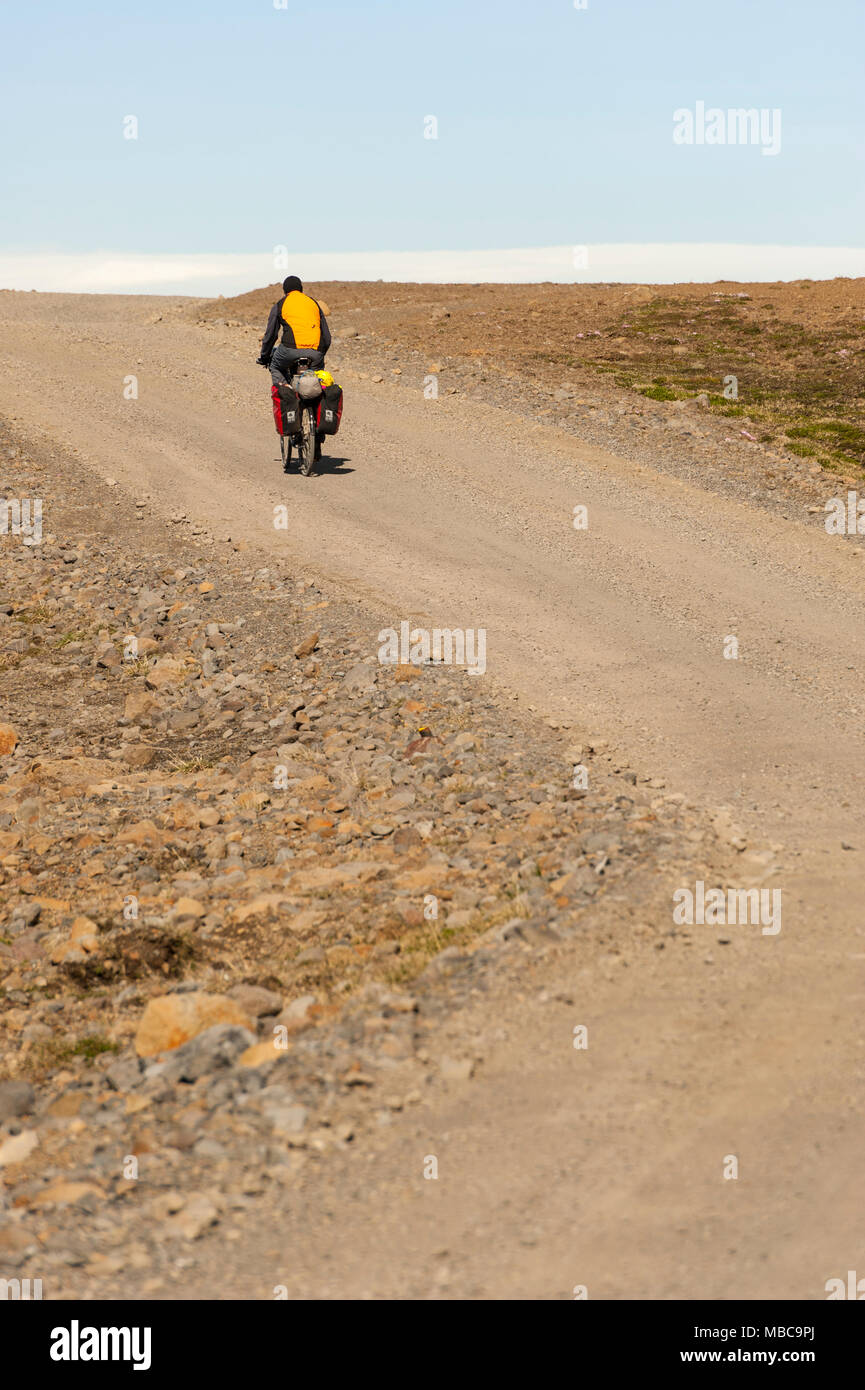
xmin=299 ymin=404 xmax=317 ymax=476
xmin=280 ymin=435 xmax=291 ymax=472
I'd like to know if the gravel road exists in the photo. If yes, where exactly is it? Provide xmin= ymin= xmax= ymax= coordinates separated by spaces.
xmin=1 ymin=290 xmax=863 ymax=1299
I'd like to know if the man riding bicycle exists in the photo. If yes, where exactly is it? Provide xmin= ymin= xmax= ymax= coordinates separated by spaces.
xmin=256 ymin=275 xmax=332 ymax=384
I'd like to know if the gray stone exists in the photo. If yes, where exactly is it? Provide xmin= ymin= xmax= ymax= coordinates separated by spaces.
xmin=11 ymin=901 xmax=41 ymax=928
xmin=161 ymin=1024 xmax=257 ymax=1083
xmin=278 ymin=993 xmax=317 ymax=1024
xmin=0 ymin=1080 xmax=35 ymax=1121
xmin=265 ymin=1103 xmax=308 ymax=1136
xmin=105 ymin=1056 xmax=145 ymax=1092
xmin=294 ymin=946 xmax=325 ymax=966
xmin=343 ymin=662 xmax=377 ymax=693
xmin=227 ymin=984 xmax=283 ymax=1017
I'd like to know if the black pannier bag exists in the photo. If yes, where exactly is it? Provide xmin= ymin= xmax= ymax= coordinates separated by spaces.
xmin=316 ymin=383 xmax=344 ymax=436
xmin=271 ymin=382 xmax=302 ymax=436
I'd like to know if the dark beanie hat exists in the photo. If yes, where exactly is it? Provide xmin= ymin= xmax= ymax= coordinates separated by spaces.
xmin=282 ymin=275 xmax=303 ymax=293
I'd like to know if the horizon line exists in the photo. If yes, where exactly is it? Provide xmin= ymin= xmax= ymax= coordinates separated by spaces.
xmin=1 ymin=243 xmax=864 ymax=296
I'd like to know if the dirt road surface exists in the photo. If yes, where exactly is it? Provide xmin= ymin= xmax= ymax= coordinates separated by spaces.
xmin=2 ymin=291 xmax=863 ymax=1299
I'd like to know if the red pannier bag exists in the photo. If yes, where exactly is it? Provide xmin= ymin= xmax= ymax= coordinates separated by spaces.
xmin=315 ymin=383 xmax=343 ymax=436
xmin=271 ymin=382 xmax=301 ymax=436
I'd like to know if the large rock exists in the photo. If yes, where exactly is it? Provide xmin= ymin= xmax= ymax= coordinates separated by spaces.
xmin=238 ymin=1038 xmax=285 ymax=1069
xmin=160 ymin=1024 xmax=257 ymax=1082
xmin=135 ymin=991 xmax=254 ymax=1057
xmin=50 ymin=915 xmax=99 ymax=965
xmin=121 ymin=744 xmax=157 ymax=769
xmin=124 ymin=690 xmax=159 ymax=721
xmin=227 ymin=984 xmax=283 ymax=1017
xmin=0 ymin=1130 xmax=38 ymax=1168
xmin=294 ymin=631 xmax=320 ymax=659
xmin=28 ymin=756 xmax=115 ymax=789
xmin=163 ymin=1193 xmax=219 ymax=1241
xmin=343 ymin=662 xmax=377 ymax=693
xmin=145 ymin=657 xmax=189 ymax=690
xmin=0 ymin=723 xmax=19 ymax=756
xmin=169 ymin=896 xmax=206 ymax=921
xmin=30 ymin=1179 xmax=103 ymax=1208
xmin=117 ymin=818 xmax=163 ymax=848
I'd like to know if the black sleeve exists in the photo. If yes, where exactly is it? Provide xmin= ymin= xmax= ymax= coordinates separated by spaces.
xmin=318 ymin=311 xmax=332 ymax=356
xmin=259 ymin=300 xmax=282 ymax=361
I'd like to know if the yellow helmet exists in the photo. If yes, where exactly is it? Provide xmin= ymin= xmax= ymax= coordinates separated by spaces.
xmin=315 ymin=369 xmax=334 ymax=387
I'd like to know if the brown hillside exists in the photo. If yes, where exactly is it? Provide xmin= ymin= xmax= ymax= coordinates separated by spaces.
xmin=195 ymin=276 xmax=865 ymax=474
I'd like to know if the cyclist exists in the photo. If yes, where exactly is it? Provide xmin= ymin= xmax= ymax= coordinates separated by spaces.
xmin=256 ymin=275 xmax=331 ymax=385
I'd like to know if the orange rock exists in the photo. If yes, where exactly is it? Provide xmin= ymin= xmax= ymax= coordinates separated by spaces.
xmin=294 ymin=631 xmax=320 ymax=658
xmin=117 ymin=819 xmax=163 ymax=847
xmin=124 ymin=690 xmax=158 ymax=720
xmin=125 ymin=1094 xmax=152 ymax=1115
xmin=135 ymin=992 xmax=254 ymax=1057
xmin=231 ymin=893 xmax=289 ymax=923
xmin=400 ymin=863 xmax=450 ymax=890
xmin=50 ymin=915 xmax=99 ymax=964
xmin=170 ymin=896 xmax=206 ymax=920
xmin=27 ymin=834 xmax=56 ymax=855
xmin=29 ymin=756 xmax=116 ymax=788
xmin=0 ymin=724 xmax=19 ymax=756
xmin=145 ymin=657 xmax=189 ymax=690
xmin=123 ymin=745 xmax=157 ymax=769
xmin=298 ymin=774 xmax=331 ymax=792
xmin=68 ymin=916 xmax=97 ymax=941
xmin=75 ymin=833 xmax=101 ymax=850
xmin=30 ymin=1179 xmax=103 ymax=1207
xmin=238 ymin=1037 xmax=286 ymax=1069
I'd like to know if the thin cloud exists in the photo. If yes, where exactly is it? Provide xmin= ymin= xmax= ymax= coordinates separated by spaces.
xmin=1 ymin=245 xmax=864 ymax=295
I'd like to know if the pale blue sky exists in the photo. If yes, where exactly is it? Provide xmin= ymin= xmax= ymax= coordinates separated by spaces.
xmin=0 ymin=0 xmax=862 ymax=287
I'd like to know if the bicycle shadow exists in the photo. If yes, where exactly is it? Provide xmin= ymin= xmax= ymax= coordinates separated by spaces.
xmin=311 ymin=454 xmax=354 ymax=476
xmin=272 ymin=451 xmax=354 ymax=477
